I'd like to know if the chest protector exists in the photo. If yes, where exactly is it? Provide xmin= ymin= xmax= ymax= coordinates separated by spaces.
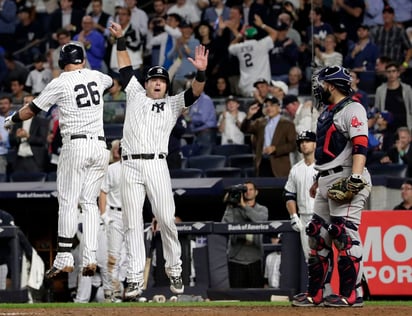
xmin=315 ymin=97 xmax=352 ymax=165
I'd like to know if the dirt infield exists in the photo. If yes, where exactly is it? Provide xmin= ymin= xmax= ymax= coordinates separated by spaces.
xmin=1 ymin=305 xmax=412 ymax=316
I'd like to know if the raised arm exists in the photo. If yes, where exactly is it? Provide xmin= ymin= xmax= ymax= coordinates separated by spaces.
xmin=187 ymin=45 xmax=209 ymax=97
xmin=108 ymin=22 xmax=131 ymax=69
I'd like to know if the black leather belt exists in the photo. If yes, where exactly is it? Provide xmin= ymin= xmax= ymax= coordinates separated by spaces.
xmin=319 ymin=166 xmax=343 ymax=177
xmin=109 ymin=206 xmax=121 ymax=211
xmin=122 ymin=153 xmax=166 ymax=160
xmin=70 ymin=134 xmax=105 ymax=141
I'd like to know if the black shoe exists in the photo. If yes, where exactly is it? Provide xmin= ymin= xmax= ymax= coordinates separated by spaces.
xmin=292 ymin=293 xmax=323 ymax=307
xmin=324 ymin=294 xmax=363 ymax=307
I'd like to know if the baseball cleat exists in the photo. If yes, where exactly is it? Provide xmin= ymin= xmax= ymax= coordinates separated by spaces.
xmin=323 ymin=294 xmax=364 ymax=307
xmin=292 ymin=293 xmax=323 ymax=307
xmin=82 ymin=264 xmax=97 ymax=277
xmin=45 ymin=266 xmax=74 ymax=279
xmin=169 ymin=275 xmax=184 ymax=294
xmin=124 ymin=282 xmax=143 ymax=301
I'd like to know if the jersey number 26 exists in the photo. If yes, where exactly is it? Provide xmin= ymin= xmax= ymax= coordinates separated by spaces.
xmin=75 ymin=82 xmax=100 ymax=108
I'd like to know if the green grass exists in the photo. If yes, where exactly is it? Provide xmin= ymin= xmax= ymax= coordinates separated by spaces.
xmin=0 ymin=300 xmax=412 ymax=309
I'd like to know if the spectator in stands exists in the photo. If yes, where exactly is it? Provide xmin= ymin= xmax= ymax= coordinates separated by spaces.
xmin=103 ymin=77 xmax=126 ymax=102
xmin=14 ymin=6 xmax=45 ymax=66
xmin=269 ymin=80 xmax=288 ymax=104
xmin=350 ymin=70 xmax=369 ymax=110
xmin=25 ymin=54 xmax=53 ymax=96
xmin=314 ymin=34 xmax=342 ymax=67
xmin=202 ymin=0 xmax=230 ymax=30
xmin=221 ymin=181 xmax=268 ymax=288
xmin=228 ymin=15 xmax=277 ymax=97
xmin=167 ymin=0 xmax=200 ymax=28
xmin=362 ymin=0 xmax=383 ymax=28
xmin=10 ymin=78 xmax=30 ymax=106
xmin=332 ymin=0 xmax=365 ymax=42
xmin=241 ymin=95 xmax=296 ymax=177
xmin=217 ymin=95 xmax=246 ymax=145
xmin=393 ymin=180 xmax=412 ymax=210
xmin=282 ymin=94 xmax=318 ymax=134
xmin=0 ymin=115 xmax=8 ymax=175
xmin=109 ymin=7 xmax=143 ymax=78
xmin=187 ymin=92 xmax=217 ymax=155
xmin=278 ymin=11 xmax=301 ymax=47
xmin=88 ymin=0 xmax=113 ymax=38
xmin=374 ymin=55 xmax=392 ymax=90
xmin=286 ymin=66 xmax=310 ymax=96
xmin=375 ymin=110 xmax=396 ymax=154
xmin=148 ymin=0 xmax=168 ymax=23
xmin=146 ymin=13 xmax=182 ymax=69
xmin=250 ymin=78 xmax=270 ymax=120
xmin=375 ymin=62 xmax=412 ymax=132
xmin=0 ymin=0 xmax=17 ymax=53
xmin=8 ymin=94 xmax=48 ymax=173
xmin=167 ymin=114 xmax=187 ymax=170
xmin=207 ymin=76 xmax=231 ymax=98
xmin=306 ymin=7 xmax=333 ymax=52
xmin=366 ymin=108 xmax=382 ymax=165
xmin=73 ymin=15 xmax=106 ymax=72
xmin=333 ymin=22 xmax=350 ymax=58
xmin=2 ymin=53 xmax=29 ymax=94
xmin=388 ymin=0 xmax=412 ymax=29
xmin=371 ymin=5 xmax=412 ymax=67
xmin=344 ymin=24 xmax=379 ymax=93
xmin=48 ymin=0 xmax=85 ymax=49
xmin=124 ymin=0 xmax=149 ymax=40
xmin=0 ymin=96 xmax=13 ymax=117
xmin=380 ymin=127 xmax=412 ymax=170
xmin=269 ymin=20 xmax=299 ymax=84
xmin=168 ymin=21 xmax=199 ymax=94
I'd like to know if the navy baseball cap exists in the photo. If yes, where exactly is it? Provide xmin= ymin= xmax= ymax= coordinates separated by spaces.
xmin=264 ymin=95 xmax=279 ymax=104
xmin=253 ymin=78 xmax=269 ymax=87
xmin=382 ymin=5 xmax=394 ymax=14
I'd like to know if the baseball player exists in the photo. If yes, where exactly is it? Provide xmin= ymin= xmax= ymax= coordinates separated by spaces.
xmin=5 ymin=43 xmax=113 ymax=279
xmin=284 ymin=130 xmax=317 ymax=262
xmin=108 ymin=21 xmax=209 ymax=301
xmin=292 ymin=66 xmax=371 ymax=308
xmin=99 ymin=140 xmax=125 ymax=302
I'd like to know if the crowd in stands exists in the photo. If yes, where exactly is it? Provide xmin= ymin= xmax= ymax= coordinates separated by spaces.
xmin=1 ymin=0 xmax=412 ymax=180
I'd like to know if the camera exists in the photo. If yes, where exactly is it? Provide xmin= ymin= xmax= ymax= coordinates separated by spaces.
xmin=225 ymin=184 xmax=247 ymax=206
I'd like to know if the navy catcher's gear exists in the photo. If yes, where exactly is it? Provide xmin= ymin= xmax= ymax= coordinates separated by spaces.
xmin=58 ymin=43 xmax=85 ymax=69
xmin=306 ymin=214 xmax=328 ymax=251
xmin=296 ymin=130 xmax=316 ymax=152
xmin=145 ymin=66 xmax=170 ymax=91
xmin=327 ymin=216 xmax=359 ymax=250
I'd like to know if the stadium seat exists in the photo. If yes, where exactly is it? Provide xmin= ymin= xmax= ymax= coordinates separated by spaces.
xmin=228 ymin=154 xmax=255 ymax=169
xmin=47 ymin=171 xmax=57 ymax=182
xmin=0 ymin=173 xmax=6 ymax=182
xmin=103 ymin=123 xmax=123 ymax=143
xmin=367 ymin=164 xmax=407 ymax=178
xmin=212 ymin=144 xmax=251 ymax=159
xmin=9 ymin=171 xmax=47 ymax=182
xmin=187 ymin=155 xmax=226 ymax=171
xmin=181 ymin=143 xmax=204 ymax=158
xmin=169 ymin=168 xmax=203 ymax=178
xmin=204 ymin=167 xmax=242 ymax=178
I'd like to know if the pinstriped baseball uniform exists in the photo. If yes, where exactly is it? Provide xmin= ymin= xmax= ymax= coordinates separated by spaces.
xmin=100 ymin=161 xmax=125 ymax=294
xmin=120 ymin=73 xmax=185 ymax=284
xmin=284 ymin=159 xmax=316 ymax=261
xmin=34 ymin=68 xmax=113 ymax=268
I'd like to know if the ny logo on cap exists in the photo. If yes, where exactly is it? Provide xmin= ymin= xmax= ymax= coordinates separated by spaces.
xmin=157 ymin=69 xmax=164 ymax=74
xmin=152 ymin=102 xmax=165 ymax=113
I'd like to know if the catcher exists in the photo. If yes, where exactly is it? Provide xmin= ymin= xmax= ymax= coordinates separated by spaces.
xmin=292 ymin=65 xmax=371 ymax=308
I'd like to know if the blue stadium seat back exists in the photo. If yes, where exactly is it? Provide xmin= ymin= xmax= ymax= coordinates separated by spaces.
xmin=367 ymin=164 xmax=407 ymax=178
xmin=212 ymin=144 xmax=251 ymax=158
xmin=169 ymin=168 xmax=203 ymax=178
xmin=9 ymin=171 xmax=48 ymax=182
xmin=187 ymin=155 xmax=226 ymax=170
xmin=103 ymin=123 xmax=123 ymax=142
xmin=228 ymin=154 xmax=255 ymax=169
xmin=181 ymin=143 xmax=204 ymax=158
xmin=181 ymin=157 xmax=187 ymax=168
xmin=0 ymin=173 xmax=7 ymax=182
xmin=204 ymin=167 xmax=242 ymax=178
xmin=47 ymin=171 xmax=57 ymax=182
xmin=243 ymin=167 xmax=256 ymax=178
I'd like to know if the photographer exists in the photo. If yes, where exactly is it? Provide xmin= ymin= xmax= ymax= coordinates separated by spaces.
xmin=221 ymin=181 xmax=268 ymax=288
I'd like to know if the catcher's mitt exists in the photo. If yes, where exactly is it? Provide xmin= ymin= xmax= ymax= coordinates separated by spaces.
xmin=327 ymin=175 xmax=367 ymax=203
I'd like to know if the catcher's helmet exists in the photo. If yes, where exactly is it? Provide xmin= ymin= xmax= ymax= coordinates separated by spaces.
xmin=58 ymin=43 xmax=84 ymax=69
xmin=296 ymin=130 xmax=316 ymax=152
xmin=145 ymin=66 xmax=170 ymax=91
xmin=315 ymin=65 xmax=352 ymax=95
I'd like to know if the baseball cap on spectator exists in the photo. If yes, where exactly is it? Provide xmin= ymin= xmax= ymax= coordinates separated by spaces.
xmin=264 ymin=95 xmax=280 ymax=104
xmin=271 ymin=80 xmax=288 ymax=95
xmin=274 ymin=20 xmax=289 ymax=31
xmin=379 ymin=111 xmax=394 ymax=124
xmin=253 ymin=78 xmax=269 ymax=87
xmin=382 ymin=5 xmax=394 ymax=14
xmin=226 ymin=95 xmax=238 ymax=103
xmin=335 ymin=23 xmax=347 ymax=33
xmin=18 ymin=6 xmax=31 ymax=14
xmin=282 ymin=94 xmax=299 ymax=108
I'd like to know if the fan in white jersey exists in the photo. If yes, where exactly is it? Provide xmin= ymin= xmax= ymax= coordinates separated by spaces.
xmin=108 ymin=21 xmax=209 ymax=301
xmin=227 ymin=14 xmax=277 ymax=97
xmin=5 ymin=42 xmax=113 ymax=279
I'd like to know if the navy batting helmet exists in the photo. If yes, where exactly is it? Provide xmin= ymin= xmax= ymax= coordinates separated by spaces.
xmin=145 ymin=66 xmax=170 ymax=91
xmin=296 ymin=130 xmax=316 ymax=152
xmin=58 ymin=43 xmax=84 ymax=69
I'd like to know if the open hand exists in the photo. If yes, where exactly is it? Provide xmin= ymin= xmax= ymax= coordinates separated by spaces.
xmin=187 ymin=45 xmax=209 ymax=71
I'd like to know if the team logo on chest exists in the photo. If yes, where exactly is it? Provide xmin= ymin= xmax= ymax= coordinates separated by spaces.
xmin=152 ymin=101 xmax=165 ymax=113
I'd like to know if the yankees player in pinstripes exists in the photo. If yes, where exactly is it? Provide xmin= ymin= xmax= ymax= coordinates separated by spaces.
xmin=109 ymin=21 xmax=209 ymax=301
xmin=4 ymin=43 xmax=113 ymax=278
xmin=292 ymin=66 xmax=371 ymax=308
xmin=284 ymin=130 xmax=317 ymax=263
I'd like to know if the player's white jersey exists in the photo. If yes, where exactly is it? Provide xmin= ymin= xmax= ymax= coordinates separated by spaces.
xmin=101 ymin=161 xmax=122 ymax=208
xmin=228 ymin=36 xmax=273 ymax=96
xmin=33 ymin=69 xmax=113 ymax=139
xmin=284 ymin=159 xmax=316 ymax=215
xmin=121 ymin=76 xmax=185 ymax=155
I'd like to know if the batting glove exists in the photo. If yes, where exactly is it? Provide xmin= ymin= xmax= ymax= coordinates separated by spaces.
xmin=4 ymin=113 xmax=15 ymax=129
xmin=100 ymin=212 xmax=112 ymax=226
xmin=290 ymin=213 xmax=303 ymax=232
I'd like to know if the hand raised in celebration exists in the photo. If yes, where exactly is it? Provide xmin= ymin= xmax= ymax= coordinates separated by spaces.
xmin=187 ymin=45 xmax=209 ymax=71
xmin=108 ymin=22 xmax=123 ymax=39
